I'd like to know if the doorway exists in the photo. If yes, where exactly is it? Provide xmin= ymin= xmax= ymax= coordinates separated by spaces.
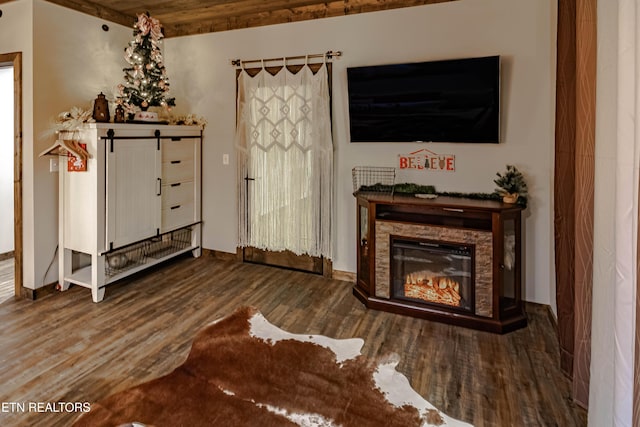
xmin=0 ymin=52 xmax=23 ymax=299
xmin=235 ymin=62 xmax=333 ymax=276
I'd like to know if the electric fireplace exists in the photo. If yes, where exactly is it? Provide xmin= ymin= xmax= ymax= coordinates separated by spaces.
xmin=391 ymin=238 xmax=474 ymax=313
xmin=353 ymin=192 xmax=527 ymax=333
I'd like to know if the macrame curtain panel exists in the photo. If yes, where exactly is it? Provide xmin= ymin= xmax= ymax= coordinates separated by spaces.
xmin=235 ymin=60 xmax=333 ymax=259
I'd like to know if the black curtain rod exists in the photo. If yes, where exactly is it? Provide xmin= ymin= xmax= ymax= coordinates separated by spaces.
xmin=231 ymin=50 xmax=342 ymax=67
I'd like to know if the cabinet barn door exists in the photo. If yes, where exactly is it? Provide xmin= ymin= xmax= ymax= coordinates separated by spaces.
xmin=106 ymin=138 xmax=160 ymax=250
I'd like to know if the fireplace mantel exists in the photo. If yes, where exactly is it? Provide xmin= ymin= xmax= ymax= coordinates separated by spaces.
xmin=354 ymin=193 xmax=526 ymax=333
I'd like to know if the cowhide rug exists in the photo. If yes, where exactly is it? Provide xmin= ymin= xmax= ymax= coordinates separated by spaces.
xmin=73 ymin=306 xmax=472 ymax=427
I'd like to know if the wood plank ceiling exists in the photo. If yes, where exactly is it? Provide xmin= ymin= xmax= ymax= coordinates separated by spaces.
xmin=24 ymin=0 xmax=459 ymax=38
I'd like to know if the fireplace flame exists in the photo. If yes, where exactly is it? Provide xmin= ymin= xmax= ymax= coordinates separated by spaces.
xmin=404 ymin=273 xmax=462 ymax=307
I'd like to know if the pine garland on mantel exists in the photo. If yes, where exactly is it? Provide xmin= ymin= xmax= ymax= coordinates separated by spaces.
xmin=356 ymin=183 xmax=527 ymax=207
xmin=437 ymin=191 xmax=503 ymax=202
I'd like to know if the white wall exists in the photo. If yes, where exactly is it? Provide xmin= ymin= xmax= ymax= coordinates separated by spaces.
xmin=165 ymin=0 xmax=558 ymax=306
xmin=0 ymin=66 xmax=14 ymax=254
xmin=30 ymin=0 xmax=131 ymax=288
xmin=0 ymin=0 xmax=131 ymax=289
xmin=0 ymin=0 xmax=33 ymax=283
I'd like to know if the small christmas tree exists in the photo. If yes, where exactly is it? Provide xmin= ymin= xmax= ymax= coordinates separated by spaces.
xmin=494 ymin=164 xmax=528 ymax=205
xmin=117 ymin=12 xmax=175 ymax=114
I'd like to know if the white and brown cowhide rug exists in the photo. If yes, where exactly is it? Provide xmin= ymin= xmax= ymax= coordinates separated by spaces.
xmin=73 ymin=306 xmax=472 ymax=427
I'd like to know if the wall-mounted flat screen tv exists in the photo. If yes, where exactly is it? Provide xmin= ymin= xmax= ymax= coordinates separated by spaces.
xmin=347 ymin=56 xmax=500 ymax=143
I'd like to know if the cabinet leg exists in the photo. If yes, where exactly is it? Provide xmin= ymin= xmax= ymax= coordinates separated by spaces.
xmin=58 ymin=248 xmax=73 ymax=291
xmin=91 ymin=287 xmax=105 ymax=303
xmin=91 ymin=253 xmax=106 ymax=302
xmin=191 ymin=224 xmax=201 ymax=258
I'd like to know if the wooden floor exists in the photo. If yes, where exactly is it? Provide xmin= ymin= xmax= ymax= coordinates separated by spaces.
xmin=0 ymin=258 xmax=14 ymax=305
xmin=0 ymin=255 xmax=586 ymax=426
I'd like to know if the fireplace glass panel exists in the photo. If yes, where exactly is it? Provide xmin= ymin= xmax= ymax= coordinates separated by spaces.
xmin=391 ymin=238 xmax=473 ymax=312
xmin=358 ymin=205 xmax=370 ymax=285
xmin=359 ymin=205 xmax=368 ymax=244
xmin=501 ymin=218 xmax=517 ymax=310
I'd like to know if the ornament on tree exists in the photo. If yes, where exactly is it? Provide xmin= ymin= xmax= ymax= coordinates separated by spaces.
xmin=116 ymin=12 xmax=175 ymax=121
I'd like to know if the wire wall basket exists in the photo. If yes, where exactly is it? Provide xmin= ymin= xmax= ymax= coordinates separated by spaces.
xmin=105 ymin=227 xmax=193 ymax=277
xmin=352 ymin=166 xmax=396 ymax=196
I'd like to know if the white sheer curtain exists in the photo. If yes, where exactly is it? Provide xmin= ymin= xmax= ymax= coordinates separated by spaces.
xmin=235 ymin=62 xmax=333 ymax=259
xmin=613 ymin=1 xmax=640 ymax=424
xmin=591 ymin=1 xmax=639 ymax=425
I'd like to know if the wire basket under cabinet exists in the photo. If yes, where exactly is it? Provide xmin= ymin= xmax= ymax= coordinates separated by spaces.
xmin=105 ymin=242 xmax=147 ymax=277
xmin=145 ymin=228 xmax=192 ymax=259
xmin=105 ymin=227 xmax=193 ymax=278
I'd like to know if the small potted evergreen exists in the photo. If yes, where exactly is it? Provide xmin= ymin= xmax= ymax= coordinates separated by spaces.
xmin=494 ymin=165 xmax=528 ymax=205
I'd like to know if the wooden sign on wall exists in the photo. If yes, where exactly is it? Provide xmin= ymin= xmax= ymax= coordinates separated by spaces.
xmin=398 ymin=148 xmax=455 ymax=172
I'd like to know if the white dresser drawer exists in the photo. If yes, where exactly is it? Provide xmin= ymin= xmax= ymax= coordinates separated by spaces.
xmin=162 ymin=181 xmax=194 ymax=209
xmin=162 ymin=201 xmax=195 ymax=232
xmin=162 ymin=139 xmax=195 ymax=162
xmin=162 ymin=159 xmax=194 ymax=183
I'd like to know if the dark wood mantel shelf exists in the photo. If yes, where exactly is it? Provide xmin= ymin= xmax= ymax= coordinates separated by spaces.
xmin=354 ymin=192 xmax=527 ymax=333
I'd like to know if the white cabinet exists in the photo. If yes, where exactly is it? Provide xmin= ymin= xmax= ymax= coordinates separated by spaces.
xmin=106 ymin=137 xmax=161 ymax=249
xmin=58 ymin=123 xmax=202 ymax=302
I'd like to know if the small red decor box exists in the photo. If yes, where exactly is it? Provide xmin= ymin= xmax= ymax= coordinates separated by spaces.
xmin=67 ymin=142 xmax=87 ymax=172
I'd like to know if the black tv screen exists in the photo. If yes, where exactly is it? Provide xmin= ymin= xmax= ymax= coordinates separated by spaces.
xmin=347 ymin=56 xmax=500 ymax=143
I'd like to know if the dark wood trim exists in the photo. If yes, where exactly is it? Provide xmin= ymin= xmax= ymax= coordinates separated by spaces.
xmin=554 ymin=0 xmax=595 ymax=409
xmin=331 ymin=270 xmax=357 ymax=283
xmin=571 ymin=0 xmax=596 ymax=408
xmin=24 ymin=0 xmax=462 ymax=38
xmin=0 ymin=52 xmax=22 ymax=300
xmin=202 ymin=248 xmax=348 ymax=282
xmin=201 ymin=248 xmax=240 ymax=262
xmin=555 ymin=0 xmax=577 ymax=382
xmin=322 ymin=257 xmax=333 ymax=279
xmin=243 ymin=247 xmax=325 ymax=275
xmin=20 ymin=282 xmax=57 ymax=301
xmin=0 ymin=251 xmax=14 ymax=261
xmin=41 ymin=0 xmax=135 ymax=28
xmin=332 ymin=270 xmax=356 ymax=283
xmin=162 ymin=0 xmax=462 ymax=37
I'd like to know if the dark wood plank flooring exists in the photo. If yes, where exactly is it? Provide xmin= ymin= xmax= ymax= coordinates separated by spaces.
xmin=0 ymin=255 xmax=586 ymax=426
xmin=0 ymin=258 xmax=14 ymax=304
